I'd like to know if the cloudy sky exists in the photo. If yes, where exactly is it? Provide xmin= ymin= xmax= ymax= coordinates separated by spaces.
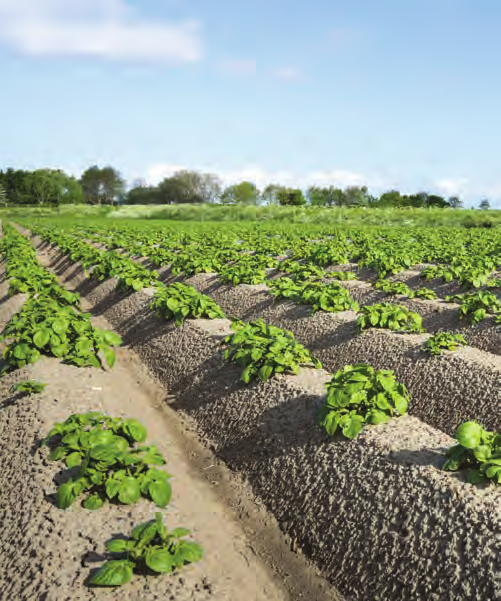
xmin=0 ymin=0 xmax=500 ymax=205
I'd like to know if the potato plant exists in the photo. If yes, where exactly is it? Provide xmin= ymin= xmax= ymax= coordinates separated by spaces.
xmin=11 ymin=380 xmax=46 ymax=395
xmin=90 ymin=513 xmax=203 ymax=587
xmin=1 ymin=297 xmax=122 ymax=371
xmin=150 ymin=282 xmax=225 ymax=326
xmin=357 ymin=303 xmax=424 ymax=333
xmin=424 ymin=332 xmax=467 ymax=356
xmin=318 ymin=364 xmax=409 ymax=439
xmin=44 ymin=412 xmax=172 ymax=510
xmin=373 ymin=279 xmax=410 ymax=296
xmin=269 ymin=277 xmax=358 ymax=314
xmin=443 ymin=421 xmax=501 ymax=484
xmin=223 ymin=318 xmax=321 ymax=383
xmin=446 ymin=290 xmax=501 ymax=324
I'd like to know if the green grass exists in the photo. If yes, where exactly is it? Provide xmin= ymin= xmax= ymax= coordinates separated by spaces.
xmin=2 ymin=203 xmax=500 ymax=228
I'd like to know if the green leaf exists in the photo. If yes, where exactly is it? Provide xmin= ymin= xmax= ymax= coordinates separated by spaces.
xmin=90 ymin=560 xmax=134 ymax=587
xmin=145 ymin=548 xmax=177 ymax=573
xmin=106 ymin=539 xmax=133 ymax=553
xmin=56 ymin=481 xmax=77 ymax=509
xmin=83 ymin=493 xmax=105 ymax=510
xmin=118 ymin=477 xmax=141 ymax=505
xmin=49 ymin=446 xmax=67 ymax=461
xmin=106 ymin=477 xmax=122 ymax=499
xmin=171 ymin=527 xmax=192 ymax=538
xmin=323 ymin=411 xmax=338 ymax=436
xmin=102 ymin=346 xmax=116 ymax=368
xmin=393 ymin=394 xmax=408 ymax=415
xmin=52 ymin=319 xmax=69 ymax=335
xmin=33 ymin=329 xmax=51 ymax=349
xmin=258 ymin=364 xmax=274 ymax=381
xmin=455 ymin=422 xmax=483 ymax=449
xmin=124 ymin=419 xmax=148 ymax=443
xmin=175 ymin=540 xmax=204 ymax=565
xmin=341 ymin=415 xmax=365 ymax=439
xmin=149 ymin=479 xmax=172 ymax=507
xmin=103 ymin=331 xmax=122 ymax=346
xmin=65 ymin=452 xmax=82 ymax=468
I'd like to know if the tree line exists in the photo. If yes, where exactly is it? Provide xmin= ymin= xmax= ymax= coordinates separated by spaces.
xmin=0 ymin=166 xmax=492 ymax=210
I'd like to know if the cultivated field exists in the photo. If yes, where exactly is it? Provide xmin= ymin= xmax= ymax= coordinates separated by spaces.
xmin=0 ymin=213 xmax=500 ymax=601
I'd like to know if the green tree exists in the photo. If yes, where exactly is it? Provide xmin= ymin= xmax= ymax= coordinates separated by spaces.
xmin=157 ymin=170 xmax=222 ymax=204
xmin=343 ymin=185 xmax=369 ymax=206
xmin=261 ymin=183 xmax=287 ymax=205
xmin=0 ymin=182 xmax=7 ymax=206
xmin=276 ymin=188 xmax=306 ymax=206
xmin=307 ymin=186 xmax=344 ymax=207
xmin=479 ymin=199 xmax=491 ymax=210
xmin=80 ymin=165 xmax=125 ymax=205
xmin=220 ymin=181 xmax=259 ymax=205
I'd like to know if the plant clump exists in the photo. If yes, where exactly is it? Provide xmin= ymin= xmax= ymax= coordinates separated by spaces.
xmin=443 ymin=421 xmax=501 ymax=484
xmin=318 ymin=364 xmax=409 ymax=439
xmin=90 ymin=513 xmax=203 ymax=587
xmin=424 ymin=331 xmax=467 ymax=355
xmin=223 ymin=318 xmax=321 ymax=383
xmin=356 ymin=302 xmax=424 ymax=333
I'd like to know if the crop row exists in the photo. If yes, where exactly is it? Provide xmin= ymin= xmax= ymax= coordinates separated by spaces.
xmin=9 ymin=220 xmax=501 ymax=487
xmin=42 ymin=219 xmax=501 ymax=289
xmin=30 ymin=220 xmax=501 ymax=326
xmin=0 ymin=224 xmax=203 ymax=588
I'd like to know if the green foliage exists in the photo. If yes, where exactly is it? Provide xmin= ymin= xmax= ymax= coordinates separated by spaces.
xmin=219 ymin=263 xmax=267 ymax=285
xmin=276 ymin=188 xmax=307 ymax=206
xmin=443 ymin=422 xmax=501 ymax=485
xmin=268 ymin=277 xmax=358 ymax=314
xmin=357 ymin=303 xmax=424 ymax=333
xmin=408 ymin=287 xmax=438 ymax=300
xmin=318 ymin=364 xmax=409 ymax=439
xmin=279 ymin=260 xmax=325 ymax=281
xmin=90 ymin=512 xmax=203 ymax=587
xmin=11 ymin=380 xmax=46 ymax=395
xmin=1 ymin=297 xmax=122 ymax=371
xmin=149 ymin=283 xmax=225 ymax=326
xmin=424 ymin=332 xmax=467 ymax=355
xmin=223 ymin=319 xmax=321 ymax=383
xmin=44 ymin=412 xmax=171 ymax=510
xmin=374 ymin=279 xmax=410 ymax=296
xmin=446 ymin=290 xmax=501 ymax=324
xmin=325 ymin=270 xmax=358 ymax=281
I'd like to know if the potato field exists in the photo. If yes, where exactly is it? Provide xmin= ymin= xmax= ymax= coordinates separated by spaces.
xmin=0 ymin=215 xmax=500 ymax=601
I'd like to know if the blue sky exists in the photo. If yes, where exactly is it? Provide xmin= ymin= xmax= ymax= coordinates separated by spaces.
xmin=0 ymin=0 xmax=500 ymax=205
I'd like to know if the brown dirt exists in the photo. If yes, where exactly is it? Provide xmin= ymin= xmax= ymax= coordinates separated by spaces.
xmin=0 ymin=264 xmax=340 ymax=600
xmin=25 ymin=241 xmax=501 ymax=601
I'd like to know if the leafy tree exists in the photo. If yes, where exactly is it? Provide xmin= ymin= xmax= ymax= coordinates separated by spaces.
xmin=0 ymin=183 xmax=7 ymax=206
xmin=378 ymin=190 xmax=403 ymax=207
xmin=261 ymin=183 xmax=287 ymax=205
xmin=80 ymin=165 xmax=125 ymax=205
xmin=157 ymin=170 xmax=222 ymax=204
xmin=126 ymin=184 xmax=163 ymax=205
xmin=307 ymin=186 xmax=344 ymax=207
xmin=479 ymin=199 xmax=491 ymax=210
xmin=220 ymin=181 xmax=259 ymax=205
xmin=426 ymin=194 xmax=448 ymax=208
xmin=276 ymin=188 xmax=306 ymax=206
xmin=343 ymin=185 xmax=369 ymax=206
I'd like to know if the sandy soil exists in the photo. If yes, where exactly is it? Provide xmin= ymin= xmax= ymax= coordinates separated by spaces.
xmin=0 ymin=261 xmax=340 ymax=600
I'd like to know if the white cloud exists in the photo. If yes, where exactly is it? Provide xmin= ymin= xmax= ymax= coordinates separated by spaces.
xmin=146 ymin=163 xmax=387 ymax=191
xmin=0 ymin=0 xmax=203 ymax=63
xmin=271 ymin=66 xmax=302 ymax=81
xmin=434 ymin=177 xmax=470 ymax=197
xmin=219 ymin=59 xmax=256 ymax=76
